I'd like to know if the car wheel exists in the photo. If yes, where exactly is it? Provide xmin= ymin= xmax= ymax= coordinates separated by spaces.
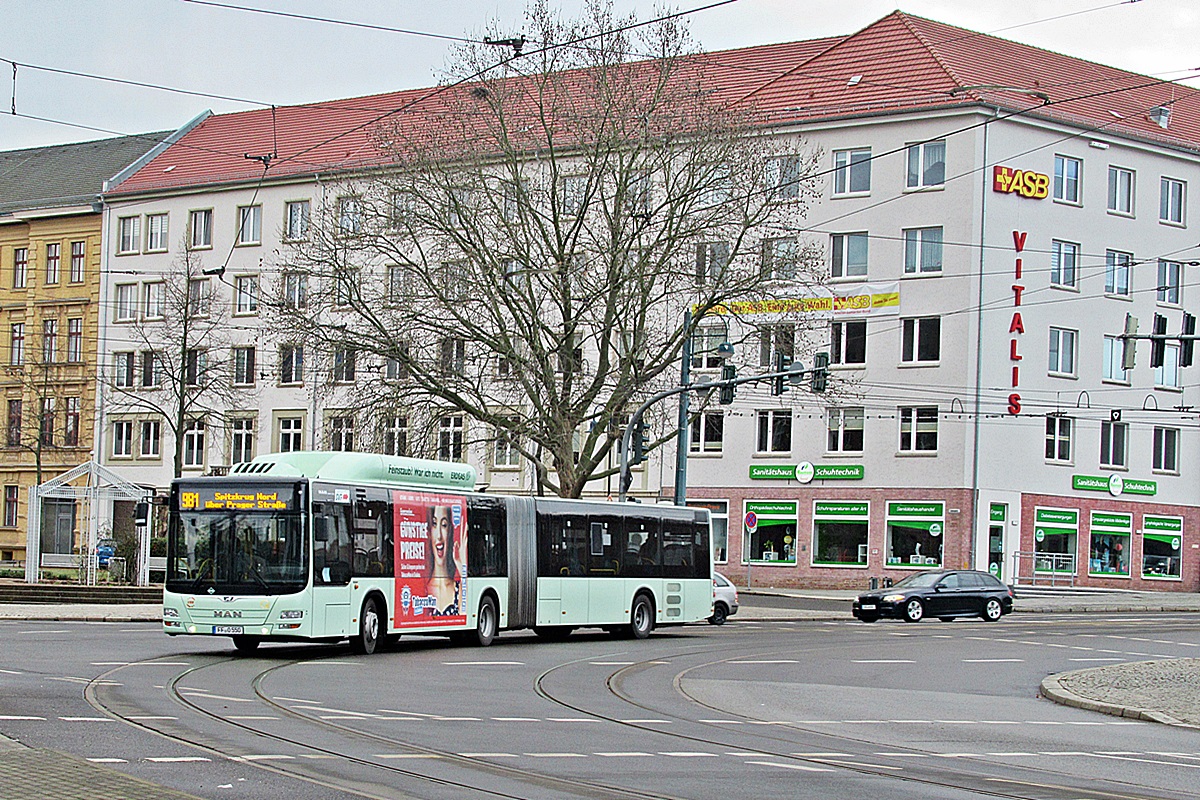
xmin=903 ymin=598 xmax=924 ymax=623
xmin=630 ymin=593 xmax=655 ymax=639
xmin=470 ymin=595 xmax=498 ymax=646
xmin=708 ymin=602 xmax=729 ymax=626
xmin=982 ymin=598 xmax=1004 ymax=622
xmin=231 ymin=635 xmax=260 ymax=653
xmin=351 ymin=597 xmax=382 ymax=655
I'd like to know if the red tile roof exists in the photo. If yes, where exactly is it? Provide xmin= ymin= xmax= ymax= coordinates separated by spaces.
xmin=109 ymin=11 xmax=1199 ymax=197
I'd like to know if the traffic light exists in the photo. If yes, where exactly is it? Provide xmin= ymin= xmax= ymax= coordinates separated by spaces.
xmin=1181 ymin=313 xmax=1196 ymax=367
xmin=811 ymin=352 xmax=829 ymax=393
xmin=631 ymin=419 xmax=646 ymax=463
xmin=719 ymin=363 xmax=736 ymax=404
xmin=1121 ymin=313 xmax=1138 ymax=371
xmin=1150 ymin=314 xmax=1168 ymax=369
xmin=772 ymin=353 xmax=792 ymax=396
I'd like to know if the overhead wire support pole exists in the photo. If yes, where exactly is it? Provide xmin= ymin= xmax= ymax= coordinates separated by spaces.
xmin=618 ymin=363 xmax=821 ymax=502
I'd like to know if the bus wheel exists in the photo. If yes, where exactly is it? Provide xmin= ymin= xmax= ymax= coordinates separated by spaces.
xmin=352 ymin=597 xmax=382 ymax=655
xmin=629 ymin=593 xmax=655 ymax=640
xmin=471 ymin=595 xmax=498 ymax=647
xmin=231 ymin=636 xmax=260 ymax=653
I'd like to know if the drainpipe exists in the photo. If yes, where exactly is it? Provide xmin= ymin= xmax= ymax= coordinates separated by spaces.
xmin=971 ymin=107 xmax=998 ymax=570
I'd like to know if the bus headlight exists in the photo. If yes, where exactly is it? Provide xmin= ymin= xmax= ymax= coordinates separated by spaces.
xmin=279 ymin=610 xmax=304 ymax=619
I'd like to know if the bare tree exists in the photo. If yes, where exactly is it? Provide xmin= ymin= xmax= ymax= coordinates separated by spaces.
xmin=105 ymin=242 xmax=245 ymax=478
xmin=3 ymin=348 xmax=69 ymax=486
xmin=269 ymin=0 xmax=824 ymax=497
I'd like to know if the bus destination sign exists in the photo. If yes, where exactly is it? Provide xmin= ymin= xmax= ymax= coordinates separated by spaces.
xmin=180 ymin=485 xmax=296 ymax=512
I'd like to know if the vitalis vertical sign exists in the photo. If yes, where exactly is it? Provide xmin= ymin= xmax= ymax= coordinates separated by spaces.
xmin=1008 ymin=230 xmax=1027 ymax=415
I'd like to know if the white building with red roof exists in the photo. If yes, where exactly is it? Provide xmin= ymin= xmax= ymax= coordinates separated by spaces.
xmin=99 ymin=12 xmax=1200 ymax=590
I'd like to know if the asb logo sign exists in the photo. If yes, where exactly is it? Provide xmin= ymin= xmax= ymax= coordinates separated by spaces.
xmin=993 ymin=165 xmax=1049 ymax=199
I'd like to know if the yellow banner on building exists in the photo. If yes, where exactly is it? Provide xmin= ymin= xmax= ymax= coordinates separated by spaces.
xmin=703 ymin=282 xmax=900 ymax=318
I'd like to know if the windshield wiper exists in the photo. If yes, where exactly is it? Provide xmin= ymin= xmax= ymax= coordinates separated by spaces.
xmin=191 ymin=560 xmax=213 ymax=590
xmin=247 ymin=564 xmax=271 ymax=592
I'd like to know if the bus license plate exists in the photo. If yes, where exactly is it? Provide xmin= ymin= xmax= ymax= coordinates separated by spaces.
xmin=213 ymin=625 xmax=244 ymax=635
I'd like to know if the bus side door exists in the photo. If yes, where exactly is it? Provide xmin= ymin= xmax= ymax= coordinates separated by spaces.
xmin=312 ymin=502 xmax=354 ymax=637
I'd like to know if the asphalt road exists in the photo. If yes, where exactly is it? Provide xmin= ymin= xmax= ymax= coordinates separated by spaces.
xmin=1 ymin=613 xmax=1198 ymax=800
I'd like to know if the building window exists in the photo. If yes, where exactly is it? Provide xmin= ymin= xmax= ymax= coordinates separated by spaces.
xmin=230 ymin=418 xmax=255 ymax=464
xmin=766 ymin=155 xmax=802 ymax=200
xmin=113 ymin=352 xmax=134 ymax=388
xmin=384 ymin=415 xmax=408 ymax=456
xmin=1142 ymin=515 xmax=1183 ymax=579
xmin=6 ymin=400 xmax=21 ymax=447
xmin=906 ymin=140 xmax=945 ymax=188
xmin=114 ymin=283 xmax=137 ymax=322
xmin=12 ymin=248 xmax=27 ymax=289
xmin=189 ymin=209 xmax=213 ymax=248
xmin=557 ymin=175 xmax=587 ymax=217
xmin=333 ymin=268 xmax=360 ymax=307
xmin=142 ymin=282 xmax=165 ymax=320
xmin=9 ymin=323 xmax=24 ymax=366
xmin=812 ymin=501 xmax=868 ymax=566
xmin=146 ymin=213 xmax=169 ymax=251
xmin=112 ymin=420 xmax=133 ymax=457
xmin=690 ymin=323 xmax=728 ymax=370
xmin=117 ymin=216 xmax=141 ymax=254
xmin=338 ymin=196 xmax=363 ymax=235
xmin=63 ymin=397 xmax=80 ymax=447
xmin=1102 ymin=336 xmax=1128 ymax=383
xmin=1100 ymin=420 xmax=1127 ymax=468
xmin=1108 ymin=167 xmax=1134 ymax=215
xmin=1051 ymin=240 xmax=1079 ymax=288
xmin=695 ymin=241 xmax=730 ymax=286
xmin=1153 ymin=426 xmax=1179 ymax=472
xmin=182 ymin=419 xmax=205 ymax=468
xmin=140 ymin=420 xmax=161 ymax=458
xmin=279 ymin=417 xmax=303 ymax=452
xmin=903 ymin=227 xmax=943 ymax=274
xmin=898 ymin=406 xmax=938 ymax=452
xmin=830 ymin=232 xmax=868 ymax=278
xmin=69 ymin=241 xmax=85 ymax=282
xmin=187 ymin=278 xmax=211 ymax=317
xmin=439 ymin=338 xmax=466 ymax=376
xmin=45 ymin=243 xmax=60 ymax=284
xmin=761 ymin=237 xmax=799 ymax=281
xmin=3 ymin=486 xmax=17 ymax=527
xmin=827 ymin=407 xmax=864 ymax=453
xmin=285 ymin=200 xmax=310 ymax=240
xmin=141 ymin=350 xmax=162 ymax=388
xmin=438 ymin=414 xmax=465 ymax=461
xmin=284 ymin=272 xmax=308 ymax=308
xmin=233 ymin=346 xmax=256 ymax=386
xmin=831 ymin=320 xmax=867 ymax=365
xmin=1160 ymin=177 xmax=1185 ymax=225
xmin=66 ymin=318 xmax=82 ymax=363
xmin=237 ymin=205 xmax=262 ymax=245
xmin=280 ymin=345 xmax=304 ymax=385
xmin=1045 ymin=416 xmax=1072 ymax=462
xmin=756 ymin=409 xmax=792 ymax=453
xmin=39 ymin=397 xmax=54 ymax=447
xmin=689 ymin=412 xmax=724 ymax=453
xmin=185 ymin=349 xmax=208 ymax=387
xmin=493 ymin=423 xmax=522 ymax=467
xmin=333 ymin=348 xmax=357 ymax=383
xmin=233 ymin=275 xmax=257 ymax=315
xmin=901 ymin=317 xmax=940 ymax=364
xmin=385 ymin=351 xmax=409 ymax=381
xmin=41 ymin=319 xmax=58 ymax=363
xmin=1105 ymin=250 xmax=1132 ymax=297
xmin=330 ymin=416 xmax=355 ymax=451
xmin=832 ymin=148 xmax=871 ymax=195
xmin=1155 ymin=342 xmax=1180 ymax=389
xmin=1048 ymin=327 xmax=1077 ymax=376
xmin=757 ymin=323 xmax=794 ymax=368
xmin=1054 ymin=155 xmax=1082 ymax=203
xmin=1157 ymin=259 xmax=1182 ymax=305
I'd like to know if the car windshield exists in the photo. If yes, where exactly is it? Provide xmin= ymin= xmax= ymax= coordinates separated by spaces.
xmin=891 ymin=571 xmax=944 ymax=589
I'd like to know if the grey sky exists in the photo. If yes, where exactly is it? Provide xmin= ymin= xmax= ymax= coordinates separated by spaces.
xmin=1 ymin=0 xmax=1197 ymax=150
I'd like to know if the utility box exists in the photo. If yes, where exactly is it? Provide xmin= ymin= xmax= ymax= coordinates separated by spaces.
xmin=107 ymin=557 xmax=127 ymax=583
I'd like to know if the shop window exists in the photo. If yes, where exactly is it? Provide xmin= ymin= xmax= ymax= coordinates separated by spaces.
xmin=1033 ymin=507 xmax=1077 ymax=574
xmin=743 ymin=501 xmax=797 ymax=564
xmin=1088 ymin=512 xmax=1130 ymax=576
xmin=811 ymin=501 xmax=869 ymax=567
xmin=884 ymin=502 xmax=943 ymax=567
xmin=1142 ymin=515 xmax=1182 ymax=579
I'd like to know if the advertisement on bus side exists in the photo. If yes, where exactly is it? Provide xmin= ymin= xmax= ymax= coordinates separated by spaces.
xmin=392 ymin=490 xmax=467 ymax=628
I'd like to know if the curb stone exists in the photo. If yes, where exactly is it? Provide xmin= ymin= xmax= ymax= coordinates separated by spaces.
xmin=1040 ymin=665 xmax=1200 ymax=731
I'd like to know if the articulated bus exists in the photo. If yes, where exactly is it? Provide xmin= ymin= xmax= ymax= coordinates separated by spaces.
xmin=163 ymin=451 xmax=713 ymax=654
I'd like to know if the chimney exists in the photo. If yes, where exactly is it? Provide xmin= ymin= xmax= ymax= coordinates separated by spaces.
xmin=1149 ymin=105 xmax=1171 ymax=129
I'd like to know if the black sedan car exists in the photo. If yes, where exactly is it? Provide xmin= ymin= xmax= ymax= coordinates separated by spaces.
xmin=852 ymin=569 xmax=1014 ymax=623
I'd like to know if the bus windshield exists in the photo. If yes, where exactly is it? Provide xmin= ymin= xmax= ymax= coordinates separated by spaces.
xmin=167 ymin=510 xmax=306 ymax=595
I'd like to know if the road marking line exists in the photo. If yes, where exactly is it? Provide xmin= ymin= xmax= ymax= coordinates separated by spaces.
xmin=852 ymin=659 xmax=915 ymax=663
xmin=87 ymin=758 xmax=127 ymax=763
xmin=977 ymin=721 xmax=1021 ymax=725
xmin=1069 ymin=658 xmax=1125 ymax=662
xmin=816 ymin=759 xmax=903 ymax=770
xmin=660 ymin=752 xmax=718 ymax=757
xmin=493 ymin=717 xmax=540 ymax=722
xmin=178 ymin=691 xmax=255 ymax=703
xmin=59 ymin=717 xmax=112 ymax=722
xmin=237 ymin=755 xmax=295 ymax=761
xmin=0 ymin=715 xmax=43 ymax=720
xmin=594 ymin=752 xmax=654 ymax=757
xmin=298 ymin=754 xmax=336 ymax=759
xmin=128 ymin=716 xmax=178 ymax=721
xmin=791 ymin=752 xmax=850 ymax=757
xmin=621 ymin=719 xmax=670 ymax=724
xmin=90 ymin=662 xmax=131 ymax=666
xmin=700 ymin=720 xmax=742 ymax=724
xmin=432 ymin=716 xmax=480 ymax=721
xmin=443 ymin=661 xmax=524 ymax=666
xmin=228 ymin=716 xmax=279 ymax=721
xmin=0 ymin=669 xmax=22 ymax=675
xmin=276 ymin=697 xmax=320 ymax=704
xmin=729 ymin=659 xmax=798 ymax=664
xmin=147 ymin=757 xmax=210 ymax=763
xmin=524 ymin=753 xmax=587 ymax=758
xmin=460 ymin=753 xmax=519 ymax=758
xmin=19 ymin=630 xmax=68 ymax=634
xmin=374 ymin=754 xmax=441 ymax=759
xmin=747 ymin=761 xmax=833 ymax=772
xmin=963 ymin=659 xmax=1023 ymax=663
xmin=589 ymin=661 xmax=636 ymax=665
xmin=879 ymin=753 xmax=929 ymax=758
xmin=1088 ymin=753 xmax=1200 ymax=770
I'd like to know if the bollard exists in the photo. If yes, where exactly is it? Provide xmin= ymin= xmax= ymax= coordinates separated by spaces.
xmin=883 ymin=577 xmax=893 ymax=588
xmin=868 ymin=577 xmax=878 ymax=590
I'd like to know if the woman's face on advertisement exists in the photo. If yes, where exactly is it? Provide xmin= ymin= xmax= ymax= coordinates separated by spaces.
xmin=430 ymin=507 xmax=452 ymax=567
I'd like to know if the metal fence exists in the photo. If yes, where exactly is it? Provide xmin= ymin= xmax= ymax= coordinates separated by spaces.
xmin=1012 ymin=550 xmax=1076 ymax=586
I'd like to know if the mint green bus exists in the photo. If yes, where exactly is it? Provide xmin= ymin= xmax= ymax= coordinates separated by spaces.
xmin=163 ymin=451 xmax=713 ymax=654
